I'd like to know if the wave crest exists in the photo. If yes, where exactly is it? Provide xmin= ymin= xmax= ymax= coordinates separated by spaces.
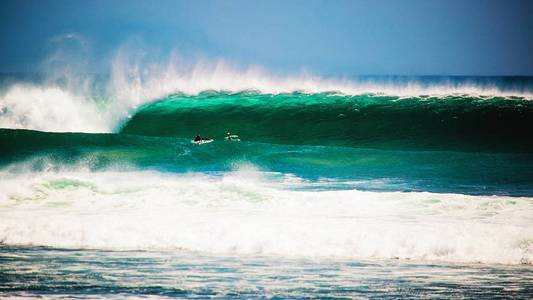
xmin=1 ymin=51 xmax=532 ymax=133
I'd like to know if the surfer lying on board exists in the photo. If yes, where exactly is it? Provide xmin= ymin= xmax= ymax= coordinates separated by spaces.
xmin=192 ymin=135 xmax=214 ymax=144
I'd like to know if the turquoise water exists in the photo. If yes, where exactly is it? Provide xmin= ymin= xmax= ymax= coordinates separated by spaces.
xmin=1 ymin=76 xmax=532 ymax=298
xmin=2 ymin=129 xmax=533 ymax=196
xmin=121 ymin=92 xmax=533 ymax=152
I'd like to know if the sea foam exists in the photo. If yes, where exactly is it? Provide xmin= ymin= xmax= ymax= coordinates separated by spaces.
xmin=0 ymin=167 xmax=531 ymax=265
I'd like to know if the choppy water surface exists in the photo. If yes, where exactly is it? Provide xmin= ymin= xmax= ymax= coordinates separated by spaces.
xmin=1 ymin=246 xmax=532 ymax=299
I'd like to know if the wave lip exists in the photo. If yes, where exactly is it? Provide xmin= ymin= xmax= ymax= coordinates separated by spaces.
xmin=106 ymin=56 xmax=533 ymax=100
xmin=0 ymin=169 xmax=531 ymax=265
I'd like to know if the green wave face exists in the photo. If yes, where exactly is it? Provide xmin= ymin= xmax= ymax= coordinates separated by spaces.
xmin=120 ymin=92 xmax=533 ymax=152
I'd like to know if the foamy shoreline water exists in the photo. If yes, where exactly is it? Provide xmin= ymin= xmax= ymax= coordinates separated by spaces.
xmin=1 ymin=169 xmax=531 ymax=265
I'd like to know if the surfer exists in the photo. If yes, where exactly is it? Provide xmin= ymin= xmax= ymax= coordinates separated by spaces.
xmin=192 ymin=135 xmax=213 ymax=144
xmin=225 ymin=132 xmax=240 ymax=141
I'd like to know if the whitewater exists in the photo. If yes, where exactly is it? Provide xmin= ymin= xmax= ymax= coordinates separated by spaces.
xmin=1 ymin=61 xmax=533 ymax=298
xmin=1 ymin=57 xmax=532 ymax=134
xmin=1 ymin=167 xmax=531 ymax=265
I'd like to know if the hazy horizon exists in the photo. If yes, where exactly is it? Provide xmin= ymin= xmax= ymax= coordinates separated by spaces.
xmin=1 ymin=0 xmax=532 ymax=76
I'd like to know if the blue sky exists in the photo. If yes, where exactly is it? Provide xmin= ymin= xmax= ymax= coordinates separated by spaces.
xmin=1 ymin=0 xmax=532 ymax=75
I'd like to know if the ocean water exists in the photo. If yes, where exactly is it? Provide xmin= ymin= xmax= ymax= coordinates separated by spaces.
xmin=0 ymin=72 xmax=532 ymax=298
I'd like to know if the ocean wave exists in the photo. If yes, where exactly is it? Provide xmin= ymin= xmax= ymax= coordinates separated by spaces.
xmin=1 ymin=53 xmax=532 ymax=134
xmin=120 ymin=92 xmax=533 ymax=151
xmin=0 ymin=167 xmax=531 ymax=265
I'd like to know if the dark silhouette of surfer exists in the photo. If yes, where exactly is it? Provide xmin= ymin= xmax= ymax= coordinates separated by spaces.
xmin=194 ymin=135 xmax=202 ymax=142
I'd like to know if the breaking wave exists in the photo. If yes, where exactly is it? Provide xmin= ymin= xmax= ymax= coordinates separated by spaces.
xmin=0 ymin=167 xmax=531 ymax=265
xmin=1 ymin=54 xmax=532 ymax=134
xmin=120 ymin=91 xmax=533 ymax=151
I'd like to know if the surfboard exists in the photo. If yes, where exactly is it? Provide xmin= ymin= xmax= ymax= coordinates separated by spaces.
xmin=225 ymin=134 xmax=240 ymax=141
xmin=191 ymin=139 xmax=213 ymax=145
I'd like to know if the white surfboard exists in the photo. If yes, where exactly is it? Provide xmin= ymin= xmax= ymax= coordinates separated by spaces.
xmin=225 ymin=134 xmax=240 ymax=142
xmin=191 ymin=139 xmax=213 ymax=145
